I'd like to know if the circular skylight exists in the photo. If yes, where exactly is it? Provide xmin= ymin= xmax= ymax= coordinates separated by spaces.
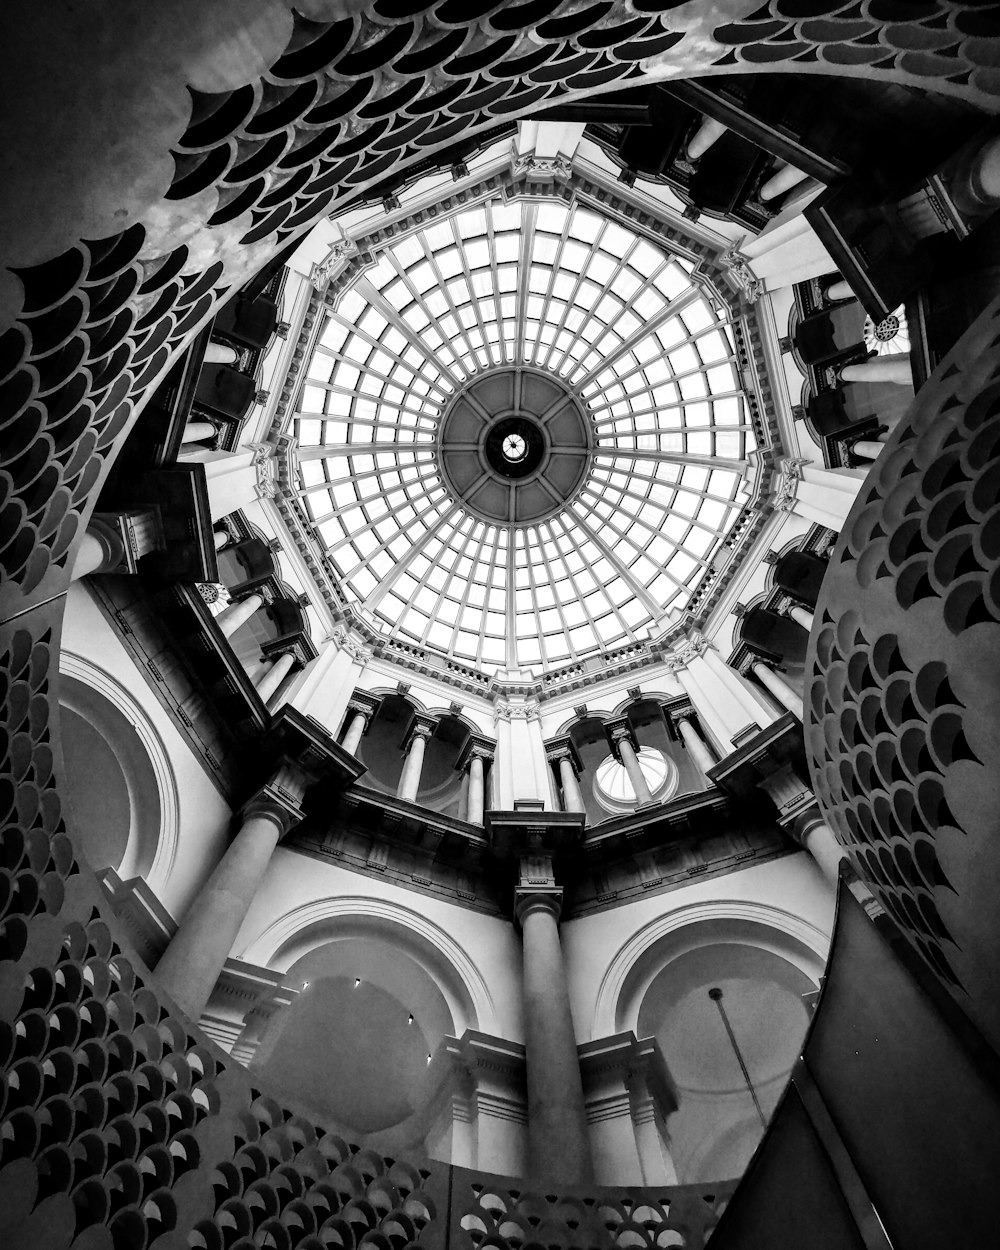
xmin=594 ymin=747 xmax=677 ymax=811
xmin=293 ymin=194 xmax=754 ymax=674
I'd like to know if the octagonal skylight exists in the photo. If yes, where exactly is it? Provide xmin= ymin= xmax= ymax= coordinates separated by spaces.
xmin=292 ymin=194 xmax=755 ymax=674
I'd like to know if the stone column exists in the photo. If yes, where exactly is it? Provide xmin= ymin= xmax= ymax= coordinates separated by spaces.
xmin=758 ymin=765 xmax=846 ymax=887
xmin=70 ymin=522 xmax=125 ymax=581
xmin=217 ymin=593 xmax=263 ymax=638
xmin=608 ymin=722 xmax=655 ymax=808
xmin=675 ymin=711 xmax=716 ymax=775
xmin=466 ymin=749 xmax=488 ymax=826
xmin=255 ymin=651 xmax=295 ymax=705
xmin=398 ymin=717 xmax=436 ymax=802
xmin=853 ymin=438 xmax=888 ymax=461
xmin=155 ymin=775 xmax=303 ymax=1021
xmin=751 ymin=660 xmax=804 ymax=719
xmin=516 ymin=883 xmax=594 ymax=1186
xmin=826 ymin=278 xmax=854 ymax=302
xmin=794 ymin=812 xmax=848 ymax=886
xmin=786 ymin=604 xmax=815 ymax=632
xmin=559 ymin=755 xmax=584 ymax=814
xmin=760 ymin=162 xmax=808 ymax=202
xmin=213 ymin=528 xmax=230 ymax=551
xmin=181 ymin=419 xmax=215 ymax=445
xmin=546 ymin=741 xmax=585 ymax=814
xmin=341 ymin=705 xmax=372 ymax=755
xmin=688 ymin=116 xmax=727 ymax=159
xmin=840 ymin=355 xmax=912 ymax=385
xmin=204 ymin=341 xmax=239 ymax=364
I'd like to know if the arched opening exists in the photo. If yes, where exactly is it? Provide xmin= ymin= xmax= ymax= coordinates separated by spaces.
xmin=609 ymin=912 xmax=826 ymax=1185
xmin=355 ymin=695 xmax=470 ymax=816
xmin=57 ymin=670 xmax=165 ymax=885
xmin=253 ymin=935 xmax=455 ymax=1149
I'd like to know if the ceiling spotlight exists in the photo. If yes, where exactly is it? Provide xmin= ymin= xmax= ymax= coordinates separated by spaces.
xmin=354 ymin=978 xmax=361 ymax=988
xmin=302 ymin=981 xmax=310 ymax=990
xmin=408 ymin=1013 xmax=414 ymax=1025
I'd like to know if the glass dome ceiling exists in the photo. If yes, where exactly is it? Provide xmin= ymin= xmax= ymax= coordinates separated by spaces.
xmin=293 ymin=195 xmax=755 ymax=675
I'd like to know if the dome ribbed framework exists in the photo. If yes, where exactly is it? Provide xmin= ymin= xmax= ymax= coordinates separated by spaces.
xmin=293 ymin=194 xmax=756 ymax=674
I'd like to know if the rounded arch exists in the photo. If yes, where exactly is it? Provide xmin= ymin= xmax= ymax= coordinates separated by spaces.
xmin=360 ymin=686 xmax=430 ymax=718
xmin=610 ymin=688 xmax=679 ymax=717
xmin=237 ymin=895 xmax=497 ymax=1038
xmin=592 ymin=899 xmax=829 ymax=1040
xmin=57 ymin=651 xmax=179 ymax=895
xmin=424 ymin=706 xmax=479 ymax=737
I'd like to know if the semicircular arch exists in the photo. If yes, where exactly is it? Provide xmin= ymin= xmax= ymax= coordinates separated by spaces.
xmin=592 ymin=898 xmax=829 ymax=1040
xmin=237 ymin=895 xmax=496 ymax=1038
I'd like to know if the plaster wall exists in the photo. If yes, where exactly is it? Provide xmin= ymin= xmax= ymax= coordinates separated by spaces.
xmin=60 ymin=583 xmax=232 ymax=919
xmin=560 ymin=851 xmax=834 ymax=1044
xmin=234 ymin=847 xmax=525 ymax=1042
xmin=538 ymin=670 xmax=688 ymax=736
xmin=355 ymin=658 xmax=496 ymax=735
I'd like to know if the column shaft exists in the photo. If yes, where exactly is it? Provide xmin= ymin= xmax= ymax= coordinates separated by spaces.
xmin=398 ymin=732 xmax=428 ymax=802
xmin=677 ymin=717 xmax=716 ymax=775
xmin=760 ymin=163 xmax=808 ymax=202
xmin=618 ymin=737 xmax=655 ymax=806
xmin=559 ymin=756 xmax=585 ymax=813
xmin=213 ymin=528 xmax=230 ymax=551
xmin=800 ymin=817 xmax=848 ymax=886
xmin=467 ymin=754 xmax=485 ymax=825
xmin=841 ymin=356 xmax=912 ymax=385
xmin=70 ymin=530 xmax=108 ymax=581
xmin=341 ymin=711 xmax=368 ymax=755
xmin=217 ymin=593 xmax=262 ymax=638
xmin=826 ymin=278 xmax=854 ymax=302
xmin=182 ymin=420 xmax=215 ymax=445
xmin=256 ymin=652 xmax=294 ymax=704
xmin=853 ymin=439 xmax=887 ymax=461
xmin=752 ymin=661 xmax=804 ymax=719
xmin=688 ymin=116 xmax=727 ymax=159
xmin=787 ymin=604 xmax=815 ymax=631
xmin=204 ymin=341 xmax=238 ymax=364
xmin=155 ymin=812 xmax=284 ymax=1021
xmin=519 ymin=898 xmax=594 ymax=1185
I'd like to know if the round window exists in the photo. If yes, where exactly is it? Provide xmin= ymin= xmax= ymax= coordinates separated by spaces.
xmin=593 ymin=746 xmax=678 ymax=813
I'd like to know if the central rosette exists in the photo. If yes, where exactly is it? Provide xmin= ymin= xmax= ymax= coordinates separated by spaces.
xmin=437 ymin=366 xmax=594 ymax=525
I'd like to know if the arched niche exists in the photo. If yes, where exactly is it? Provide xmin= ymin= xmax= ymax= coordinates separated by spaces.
xmin=356 ymin=694 xmax=469 ymax=816
xmin=739 ymin=604 xmax=810 ymax=701
xmin=240 ymin=896 xmax=494 ymax=1038
xmin=238 ymin=898 xmax=494 ymax=1158
xmin=57 ymin=655 xmax=176 ymax=893
xmin=251 ymin=935 xmax=455 ymax=1148
xmin=771 ymin=549 xmax=828 ymax=610
xmin=599 ymin=907 xmax=827 ymax=1186
xmin=563 ymin=702 xmax=705 ymax=822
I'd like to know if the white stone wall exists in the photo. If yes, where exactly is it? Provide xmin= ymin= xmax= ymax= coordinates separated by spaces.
xmin=60 ymin=583 xmax=232 ymax=921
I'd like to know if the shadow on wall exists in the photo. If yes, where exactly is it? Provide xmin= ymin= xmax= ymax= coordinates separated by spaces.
xmin=637 ymin=942 xmax=814 ymax=1183
xmin=355 ymin=695 xmax=472 ymax=817
xmin=57 ymin=672 xmax=162 ymax=882
xmin=249 ymin=935 xmax=456 ymax=1157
